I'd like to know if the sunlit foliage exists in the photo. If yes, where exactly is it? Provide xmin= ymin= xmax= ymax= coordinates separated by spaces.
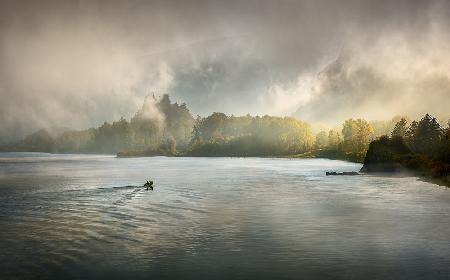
xmin=188 ymin=114 xmax=315 ymax=156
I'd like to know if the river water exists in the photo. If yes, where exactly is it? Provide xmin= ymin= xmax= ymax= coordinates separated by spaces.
xmin=0 ymin=153 xmax=449 ymax=279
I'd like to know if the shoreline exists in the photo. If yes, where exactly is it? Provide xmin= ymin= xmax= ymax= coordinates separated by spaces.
xmin=2 ymin=151 xmax=447 ymax=187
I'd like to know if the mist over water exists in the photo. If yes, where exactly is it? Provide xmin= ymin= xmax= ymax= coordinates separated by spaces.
xmin=1 ymin=1 xmax=449 ymax=279
xmin=1 ymin=153 xmax=449 ymax=279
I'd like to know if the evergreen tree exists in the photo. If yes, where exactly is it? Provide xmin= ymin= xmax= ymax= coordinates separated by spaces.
xmin=414 ymin=114 xmax=443 ymax=155
xmin=406 ymin=120 xmax=418 ymax=149
xmin=391 ymin=118 xmax=408 ymax=138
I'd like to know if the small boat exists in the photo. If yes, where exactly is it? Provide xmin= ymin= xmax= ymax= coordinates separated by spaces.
xmin=144 ymin=180 xmax=154 ymax=190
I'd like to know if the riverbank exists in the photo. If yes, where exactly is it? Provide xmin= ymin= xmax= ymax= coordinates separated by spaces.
xmin=360 ymin=137 xmax=450 ymax=187
xmin=361 ymin=155 xmax=450 ymax=187
xmin=117 ymin=149 xmax=171 ymax=157
xmin=116 ymin=148 xmax=365 ymax=163
xmin=286 ymin=149 xmax=365 ymax=163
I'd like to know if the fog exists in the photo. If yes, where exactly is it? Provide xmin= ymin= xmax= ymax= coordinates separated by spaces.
xmin=0 ymin=0 xmax=449 ymax=142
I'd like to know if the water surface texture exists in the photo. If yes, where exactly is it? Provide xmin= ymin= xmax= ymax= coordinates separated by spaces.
xmin=0 ymin=153 xmax=449 ymax=279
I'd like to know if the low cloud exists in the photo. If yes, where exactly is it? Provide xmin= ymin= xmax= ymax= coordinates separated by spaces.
xmin=294 ymin=28 xmax=450 ymax=124
xmin=0 ymin=0 xmax=449 ymax=142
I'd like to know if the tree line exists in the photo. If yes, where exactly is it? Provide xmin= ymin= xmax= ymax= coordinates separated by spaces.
xmin=2 ymin=95 xmax=448 ymax=162
xmin=3 ymin=95 xmax=194 ymax=155
xmin=312 ymin=117 xmax=408 ymax=162
xmin=361 ymin=114 xmax=449 ymax=184
xmin=187 ymin=113 xmax=315 ymax=156
xmin=390 ymin=114 xmax=449 ymax=161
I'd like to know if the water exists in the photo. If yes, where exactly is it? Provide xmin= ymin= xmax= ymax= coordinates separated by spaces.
xmin=0 ymin=153 xmax=449 ymax=279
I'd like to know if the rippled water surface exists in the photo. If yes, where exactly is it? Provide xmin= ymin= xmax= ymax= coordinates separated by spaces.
xmin=0 ymin=153 xmax=449 ymax=279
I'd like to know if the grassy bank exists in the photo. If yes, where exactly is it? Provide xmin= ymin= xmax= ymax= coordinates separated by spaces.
xmin=286 ymin=149 xmax=365 ymax=163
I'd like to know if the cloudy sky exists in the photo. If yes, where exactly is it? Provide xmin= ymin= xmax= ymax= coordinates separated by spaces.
xmin=0 ymin=0 xmax=449 ymax=141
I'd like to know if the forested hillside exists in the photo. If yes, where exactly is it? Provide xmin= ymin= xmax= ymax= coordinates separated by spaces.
xmin=187 ymin=113 xmax=315 ymax=156
xmin=1 ymin=95 xmax=194 ymax=154
xmin=2 ymin=95 xmax=448 ymax=164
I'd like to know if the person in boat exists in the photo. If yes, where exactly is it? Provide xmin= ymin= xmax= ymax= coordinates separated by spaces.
xmin=145 ymin=180 xmax=154 ymax=191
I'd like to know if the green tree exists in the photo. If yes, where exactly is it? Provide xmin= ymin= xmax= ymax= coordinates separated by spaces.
xmin=157 ymin=94 xmax=194 ymax=146
xmin=342 ymin=118 xmax=374 ymax=152
xmin=188 ymin=113 xmax=314 ymax=156
xmin=391 ymin=118 xmax=408 ymax=138
xmin=315 ymin=131 xmax=328 ymax=148
xmin=328 ymin=130 xmax=342 ymax=148
xmin=413 ymin=114 xmax=443 ymax=156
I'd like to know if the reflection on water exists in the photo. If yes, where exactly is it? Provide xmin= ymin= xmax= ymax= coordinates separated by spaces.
xmin=0 ymin=153 xmax=449 ymax=279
